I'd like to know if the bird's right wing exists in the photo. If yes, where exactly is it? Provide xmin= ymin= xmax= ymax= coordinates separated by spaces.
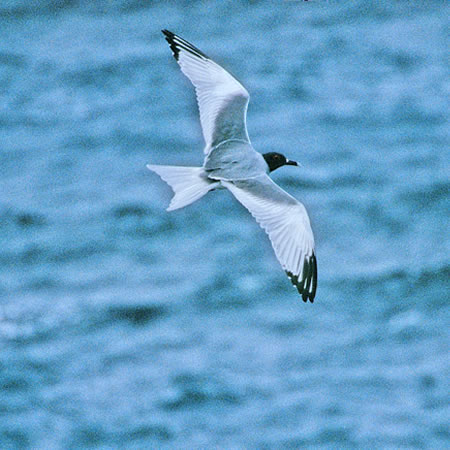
xmin=162 ymin=30 xmax=250 ymax=154
xmin=222 ymin=175 xmax=317 ymax=302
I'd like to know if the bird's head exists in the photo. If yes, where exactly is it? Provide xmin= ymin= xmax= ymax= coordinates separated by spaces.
xmin=263 ymin=152 xmax=299 ymax=172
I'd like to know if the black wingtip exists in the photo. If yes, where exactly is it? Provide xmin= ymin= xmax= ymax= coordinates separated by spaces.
xmin=161 ymin=30 xmax=210 ymax=62
xmin=310 ymin=253 xmax=318 ymax=301
xmin=161 ymin=29 xmax=180 ymax=60
xmin=161 ymin=29 xmax=176 ymax=41
xmin=286 ymin=252 xmax=317 ymax=303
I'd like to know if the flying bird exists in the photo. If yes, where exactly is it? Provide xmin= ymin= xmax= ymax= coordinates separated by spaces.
xmin=148 ymin=30 xmax=317 ymax=302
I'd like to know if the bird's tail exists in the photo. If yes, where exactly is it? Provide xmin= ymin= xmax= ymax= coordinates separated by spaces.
xmin=147 ymin=164 xmax=217 ymax=211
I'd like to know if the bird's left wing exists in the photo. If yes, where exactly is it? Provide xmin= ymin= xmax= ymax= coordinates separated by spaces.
xmin=162 ymin=30 xmax=250 ymax=154
xmin=222 ymin=175 xmax=317 ymax=302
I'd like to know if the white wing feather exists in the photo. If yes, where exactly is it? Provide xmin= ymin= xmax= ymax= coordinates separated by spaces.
xmin=162 ymin=30 xmax=250 ymax=153
xmin=222 ymin=175 xmax=317 ymax=302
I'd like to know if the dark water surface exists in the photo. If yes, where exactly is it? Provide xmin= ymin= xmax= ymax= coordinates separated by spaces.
xmin=1 ymin=1 xmax=448 ymax=448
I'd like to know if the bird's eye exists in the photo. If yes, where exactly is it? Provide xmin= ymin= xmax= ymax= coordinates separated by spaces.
xmin=274 ymin=155 xmax=280 ymax=159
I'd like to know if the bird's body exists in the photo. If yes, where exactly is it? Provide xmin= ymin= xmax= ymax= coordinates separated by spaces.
xmin=148 ymin=30 xmax=317 ymax=302
xmin=205 ymin=140 xmax=268 ymax=181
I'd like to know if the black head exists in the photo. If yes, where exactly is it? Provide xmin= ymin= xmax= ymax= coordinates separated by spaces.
xmin=263 ymin=152 xmax=298 ymax=172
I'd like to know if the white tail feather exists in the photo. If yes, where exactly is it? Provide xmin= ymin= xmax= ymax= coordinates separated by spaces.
xmin=147 ymin=164 xmax=217 ymax=211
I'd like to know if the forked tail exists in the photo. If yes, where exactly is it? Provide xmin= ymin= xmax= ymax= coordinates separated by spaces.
xmin=147 ymin=164 xmax=217 ymax=211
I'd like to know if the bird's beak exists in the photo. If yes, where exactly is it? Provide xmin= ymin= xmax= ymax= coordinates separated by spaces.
xmin=286 ymin=159 xmax=299 ymax=166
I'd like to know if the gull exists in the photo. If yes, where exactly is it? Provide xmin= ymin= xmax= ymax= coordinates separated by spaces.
xmin=147 ymin=30 xmax=317 ymax=302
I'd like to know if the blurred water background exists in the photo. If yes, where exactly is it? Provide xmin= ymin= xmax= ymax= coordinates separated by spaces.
xmin=1 ymin=0 xmax=449 ymax=448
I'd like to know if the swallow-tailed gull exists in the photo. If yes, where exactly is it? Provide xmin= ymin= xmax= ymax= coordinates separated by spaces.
xmin=147 ymin=30 xmax=317 ymax=302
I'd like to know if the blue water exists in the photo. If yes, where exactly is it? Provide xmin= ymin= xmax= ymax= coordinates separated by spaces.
xmin=1 ymin=1 xmax=448 ymax=448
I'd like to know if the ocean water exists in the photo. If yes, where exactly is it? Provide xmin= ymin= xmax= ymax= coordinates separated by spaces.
xmin=1 ymin=1 xmax=448 ymax=448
